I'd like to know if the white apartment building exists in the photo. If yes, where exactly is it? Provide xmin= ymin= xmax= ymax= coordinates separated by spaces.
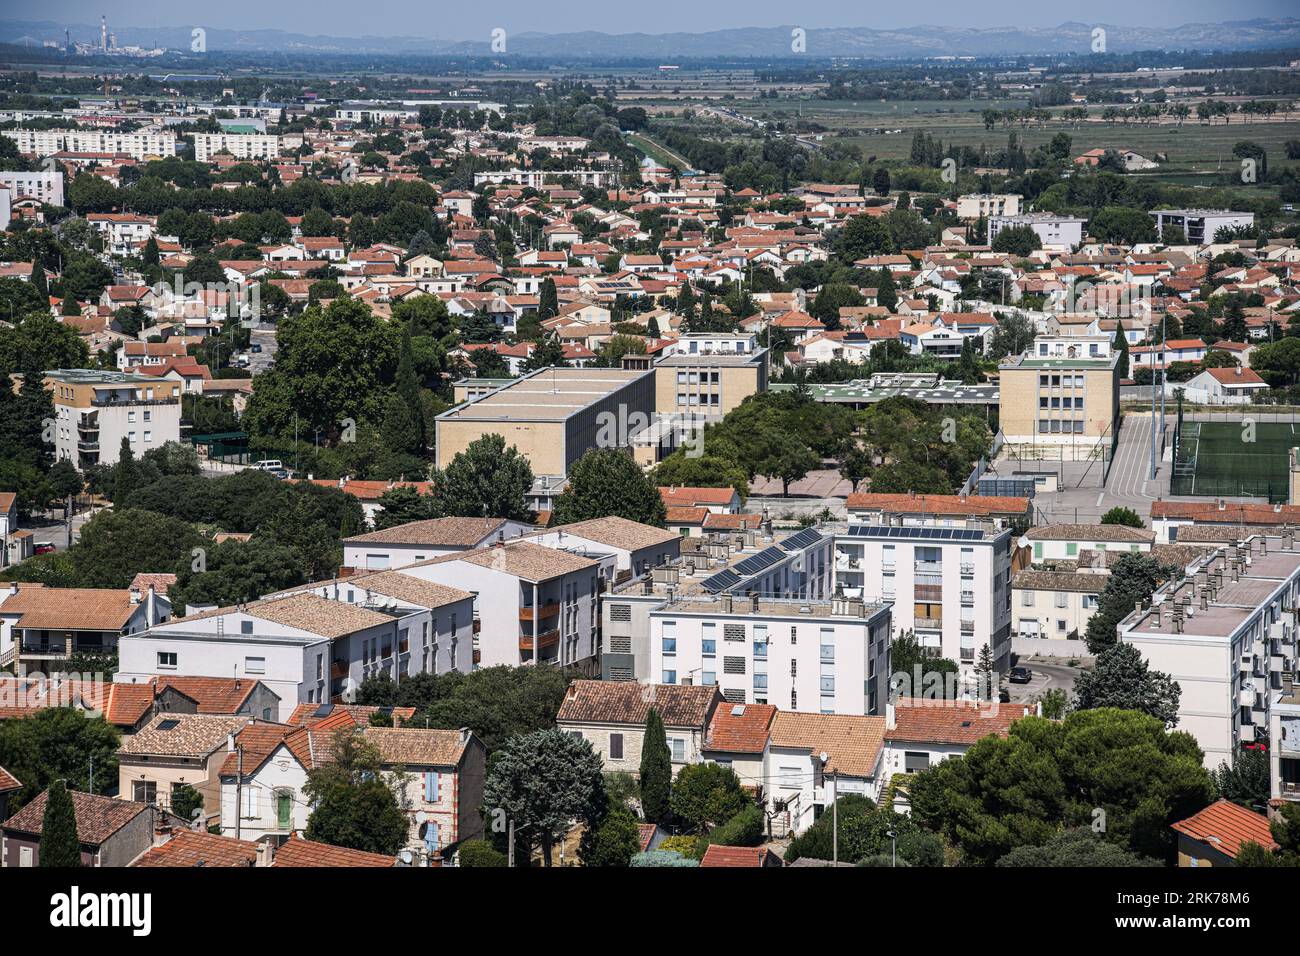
xmin=1153 ymin=209 xmax=1255 ymax=245
xmin=401 ymin=540 xmax=610 ymax=669
xmin=119 ymin=581 xmax=475 ymax=720
xmin=1023 ymin=523 xmax=1154 ymax=562
xmin=2 ymin=128 xmax=178 ymax=160
xmin=660 ymin=333 xmax=759 ymax=356
xmin=988 ymin=212 xmax=1087 ymax=249
xmin=648 ymin=594 xmax=892 ymax=716
xmin=957 ymin=193 xmax=1022 ymax=220
xmin=342 ymin=517 xmax=533 ymax=571
xmin=1268 ymin=681 xmax=1300 ymax=805
xmin=833 ymin=524 xmax=1014 ymax=673
xmin=0 ymin=170 xmax=64 ymax=208
xmin=87 ymin=213 xmax=155 ymax=256
xmin=192 ymin=133 xmax=283 ymax=163
xmin=1119 ymin=533 xmax=1300 ymax=770
xmin=45 ymin=369 xmax=182 ymax=469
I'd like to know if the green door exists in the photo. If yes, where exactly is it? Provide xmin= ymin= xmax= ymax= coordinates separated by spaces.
xmin=277 ymin=792 xmax=292 ymax=830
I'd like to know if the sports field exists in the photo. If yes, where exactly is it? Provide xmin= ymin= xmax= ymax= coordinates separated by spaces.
xmin=1172 ymin=420 xmax=1296 ymax=501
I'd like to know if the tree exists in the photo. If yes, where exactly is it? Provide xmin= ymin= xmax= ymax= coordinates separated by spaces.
xmin=373 ymin=486 xmax=436 ymax=529
xmin=483 ymin=729 xmax=606 ymax=866
xmin=991 ymin=224 xmax=1041 ymax=257
xmin=0 ymin=709 xmax=121 ymax=808
xmin=432 ymin=433 xmax=533 ymax=521
xmin=40 ymin=780 xmax=82 ymax=868
xmin=1074 ymin=642 xmax=1181 ymax=726
xmin=170 ymin=784 xmax=205 ymax=826
xmin=1213 ymin=747 xmax=1271 ymax=810
xmin=910 ymin=708 xmax=1212 ymax=863
xmin=1101 ymin=506 xmax=1144 ymax=528
xmin=1113 ymin=321 xmax=1131 ymax=378
xmin=1084 ymin=553 xmax=1166 ymax=653
xmin=639 ymin=708 xmax=672 ymax=825
xmin=996 ymin=828 xmax=1160 ymax=866
xmin=1091 ymin=206 xmax=1157 ymax=246
xmin=458 ymin=839 xmax=508 ymax=867
xmin=303 ymin=731 xmax=408 ymax=856
xmin=889 ymin=632 xmax=960 ymax=699
xmin=835 ymin=214 xmax=894 ymax=262
xmin=582 ymin=807 xmax=642 ymax=867
xmin=839 ymin=445 xmax=873 ymax=492
xmin=987 ymin=313 xmax=1036 ymax=360
xmin=538 ymin=277 xmax=559 ymax=320
xmin=670 ymin=763 xmax=751 ymax=833
xmin=553 ymin=448 xmax=666 ymax=527
xmin=651 ymin=452 xmax=749 ymax=500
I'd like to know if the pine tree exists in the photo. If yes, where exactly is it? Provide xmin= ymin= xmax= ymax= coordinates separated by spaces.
xmin=113 ymin=436 xmax=138 ymax=504
xmin=141 ymin=236 xmax=160 ymax=268
xmin=639 ymin=708 xmax=672 ymax=824
xmin=975 ymin=644 xmax=996 ymax=701
xmin=31 ymin=259 xmax=47 ymax=296
xmin=395 ymin=324 xmax=425 ymax=451
xmin=40 ymin=780 xmax=82 ymax=868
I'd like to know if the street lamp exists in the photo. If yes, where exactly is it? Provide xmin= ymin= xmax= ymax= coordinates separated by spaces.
xmin=885 ymin=828 xmax=897 ymax=867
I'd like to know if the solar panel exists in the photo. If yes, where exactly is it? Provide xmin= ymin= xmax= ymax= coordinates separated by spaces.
xmin=779 ymin=527 xmax=823 ymax=552
xmin=733 ymin=546 xmax=786 ymax=577
xmin=701 ymin=569 xmax=741 ymax=593
xmin=844 ymin=525 xmax=985 ymax=542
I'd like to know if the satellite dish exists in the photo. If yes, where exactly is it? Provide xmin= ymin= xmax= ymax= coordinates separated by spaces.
xmin=415 ymin=811 xmax=428 ymax=824
xmin=819 ymin=751 xmax=829 ymax=764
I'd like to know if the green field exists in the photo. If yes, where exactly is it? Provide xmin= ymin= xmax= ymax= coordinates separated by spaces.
xmin=1172 ymin=420 xmax=1297 ymax=501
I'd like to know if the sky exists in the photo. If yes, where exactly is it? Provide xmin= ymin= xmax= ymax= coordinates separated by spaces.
xmin=16 ymin=1 xmax=1300 ymax=42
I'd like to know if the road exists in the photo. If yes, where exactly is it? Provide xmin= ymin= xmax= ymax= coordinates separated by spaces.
xmin=1004 ymin=658 xmax=1082 ymax=706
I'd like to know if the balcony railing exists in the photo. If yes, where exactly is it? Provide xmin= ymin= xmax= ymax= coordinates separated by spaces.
xmin=915 ymin=617 xmax=943 ymax=631
xmin=960 ymin=563 xmax=975 ymax=575
xmin=914 ymin=561 xmax=942 ymax=573
xmin=960 ymin=621 xmax=976 ymax=633
xmin=330 ymin=660 xmax=348 ymax=680
xmin=519 ymin=629 xmax=560 ymax=651
xmin=519 ymin=602 xmax=560 ymax=622
xmin=915 ymin=585 xmax=943 ymax=602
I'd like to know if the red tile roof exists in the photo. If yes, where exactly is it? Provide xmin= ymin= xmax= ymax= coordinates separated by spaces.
xmin=659 ymin=486 xmax=737 ymax=508
xmin=1172 ymin=800 xmax=1278 ymax=859
xmin=705 ymin=703 xmax=776 ymax=754
xmin=699 ymin=845 xmax=776 ymax=867
xmin=3 ymin=789 xmax=148 ymax=845
xmin=886 ymin=698 xmax=1031 ymax=745
xmin=134 ymin=830 xmax=259 ymax=867
xmin=557 ymin=680 xmax=721 ymax=728
xmin=271 ymin=835 xmax=396 ymax=867
xmin=846 ymin=492 xmax=1030 ymax=517
xmin=0 ymin=764 xmax=20 ymax=792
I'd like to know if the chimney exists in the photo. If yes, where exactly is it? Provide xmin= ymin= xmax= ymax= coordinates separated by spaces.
xmin=750 ymin=593 xmax=760 ymax=613
xmin=256 ymin=841 xmax=275 ymax=868
xmin=885 ymin=700 xmax=896 ymax=730
xmin=460 ymin=727 xmax=471 ymax=745
xmin=566 ymin=682 xmax=578 ymax=701
xmin=227 ymin=733 xmax=236 ymax=753
xmin=129 ymin=588 xmax=141 ymax=605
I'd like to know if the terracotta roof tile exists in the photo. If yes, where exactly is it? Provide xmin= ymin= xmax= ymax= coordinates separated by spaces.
xmin=133 ymin=830 xmax=258 ymax=867
xmin=557 ymin=680 xmax=720 ymax=728
xmin=343 ymin=516 xmax=508 ymax=547
xmin=0 ymin=764 xmax=19 ymax=792
xmin=846 ymin=493 xmax=1030 ymax=517
xmin=699 ymin=845 xmax=776 ymax=867
xmin=271 ymin=835 xmax=396 ymax=867
xmin=705 ymin=703 xmax=776 ymax=754
xmin=121 ymin=713 xmax=253 ymax=758
xmin=886 ymin=698 xmax=1031 ymax=746
xmin=769 ymin=712 xmax=886 ymax=778
xmin=1172 ymin=800 xmax=1278 ymax=859
xmin=3 ymin=789 xmax=149 ymax=845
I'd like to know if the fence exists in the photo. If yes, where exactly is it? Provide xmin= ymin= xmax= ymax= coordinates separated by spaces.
xmin=1169 ymin=402 xmax=1296 ymax=502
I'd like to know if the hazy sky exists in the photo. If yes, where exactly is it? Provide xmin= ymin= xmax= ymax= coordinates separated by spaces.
xmin=21 ymin=1 xmax=1300 ymax=41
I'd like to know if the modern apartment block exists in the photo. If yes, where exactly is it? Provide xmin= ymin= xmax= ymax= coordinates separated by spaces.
xmin=0 ymin=170 xmax=64 ymax=208
xmin=987 ymin=212 xmax=1087 ymax=248
xmin=1118 ymin=532 xmax=1300 ymax=771
xmin=600 ymin=525 xmax=835 ymax=682
xmin=833 ymin=524 xmax=1014 ymax=673
xmin=1153 ymin=209 xmax=1255 ymax=245
xmin=2 ymin=127 xmax=178 ymax=160
xmin=956 ymin=193 xmax=1022 ymax=220
xmin=647 ymin=593 xmax=893 ymax=716
xmin=45 ymin=369 xmax=182 ymax=469
xmin=191 ymin=133 xmax=283 ymax=163
xmin=998 ymin=335 xmax=1120 ymax=458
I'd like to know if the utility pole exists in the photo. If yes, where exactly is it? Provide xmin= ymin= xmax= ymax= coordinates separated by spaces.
xmin=831 ymin=769 xmax=838 ymax=866
xmin=88 ymin=755 xmax=94 ymax=795
xmin=1149 ymin=343 xmax=1158 ymax=480
xmin=507 ymin=819 xmax=515 ymax=868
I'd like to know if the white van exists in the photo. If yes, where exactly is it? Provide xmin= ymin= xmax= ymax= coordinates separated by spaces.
xmin=252 ymin=460 xmax=284 ymax=471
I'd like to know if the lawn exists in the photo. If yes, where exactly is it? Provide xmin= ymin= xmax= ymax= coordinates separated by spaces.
xmin=1172 ymin=420 xmax=1296 ymax=501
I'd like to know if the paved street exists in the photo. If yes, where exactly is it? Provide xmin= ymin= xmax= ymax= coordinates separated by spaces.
xmin=1004 ymin=658 xmax=1083 ymax=705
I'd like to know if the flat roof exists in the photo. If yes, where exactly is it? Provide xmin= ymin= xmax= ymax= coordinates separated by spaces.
xmin=437 ymin=367 xmax=651 ymax=423
xmin=44 ymin=368 xmax=159 ymax=386
xmin=772 ymin=380 xmax=998 ymax=405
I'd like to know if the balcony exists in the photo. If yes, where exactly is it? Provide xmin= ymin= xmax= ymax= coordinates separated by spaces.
xmin=961 ymin=591 xmax=975 ymax=604
xmin=915 ymin=584 xmax=943 ymax=602
xmin=330 ymin=660 xmax=348 ymax=680
xmin=914 ymin=561 xmax=942 ymax=574
xmin=519 ymin=602 xmax=560 ymax=622
xmin=519 ymin=629 xmax=560 ymax=652
xmin=960 ymin=563 xmax=975 ymax=575
xmin=915 ymin=617 xmax=943 ymax=631
xmin=960 ymin=621 xmax=975 ymax=634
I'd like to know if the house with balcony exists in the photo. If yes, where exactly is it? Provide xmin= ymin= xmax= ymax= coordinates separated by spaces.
xmin=342 ymin=516 xmax=534 ymax=571
xmin=523 ymin=515 xmax=681 ymax=581
xmin=0 ymin=583 xmax=169 ymax=675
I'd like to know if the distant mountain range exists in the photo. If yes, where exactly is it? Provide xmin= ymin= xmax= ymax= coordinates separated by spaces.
xmin=3 ymin=18 xmax=1300 ymax=59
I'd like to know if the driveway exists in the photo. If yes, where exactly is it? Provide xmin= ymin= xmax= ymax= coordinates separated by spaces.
xmin=1003 ymin=657 xmax=1083 ymax=705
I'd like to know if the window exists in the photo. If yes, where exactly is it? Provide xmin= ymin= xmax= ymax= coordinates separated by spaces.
xmin=662 ymin=669 xmax=677 ymax=685
xmin=245 ymin=657 xmax=266 ymax=675
xmin=143 ymin=430 xmax=152 ymax=443
xmin=662 ymin=636 xmax=676 ymax=656
xmin=1066 ymin=542 xmax=1078 ymax=557
xmin=423 ymin=771 xmax=441 ymax=802
xmin=157 ymin=651 xmax=177 ymax=669
xmin=1055 ymin=592 xmax=1068 ymax=608
xmin=609 ymin=733 xmax=624 ymax=760
xmin=701 ymin=638 xmax=716 ymax=657
xmin=780 ymin=765 xmax=802 ymax=790
xmin=132 ymin=780 xmax=157 ymax=804
xmin=904 ymin=751 xmax=930 ymax=773
xmin=240 ymin=620 xmax=254 ymax=635
xmin=669 ymin=737 xmax=686 ymax=762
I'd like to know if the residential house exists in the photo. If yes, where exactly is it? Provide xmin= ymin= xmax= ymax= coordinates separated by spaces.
xmin=2 ymin=789 xmax=155 ymax=867
xmin=766 ymin=711 xmax=887 ymax=836
xmin=1172 ymin=800 xmax=1278 ymax=867
xmin=118 ymin=713 xmax=253 ymax=825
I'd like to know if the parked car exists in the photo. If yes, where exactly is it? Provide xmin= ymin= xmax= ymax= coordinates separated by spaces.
xmin=250 ymin=343 xmax=263 ymax=353
xmin=251 ymin=459 xmax=283 ymax=472
xmin=34 ymin=541 xmax=56 ymax=555
xmin=1008 ymin=666 xmax=1033 ymax=684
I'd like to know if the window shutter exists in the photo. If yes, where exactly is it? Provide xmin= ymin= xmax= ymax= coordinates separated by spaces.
xmin=242 ymin=786 xmax=257 ymax=817
xmin=425 ymin=771 xmax=440 ymax=802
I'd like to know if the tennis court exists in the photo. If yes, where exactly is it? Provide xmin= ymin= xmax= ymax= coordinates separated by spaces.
xmin=1171 ymin=420 xmax=1296 ymax=501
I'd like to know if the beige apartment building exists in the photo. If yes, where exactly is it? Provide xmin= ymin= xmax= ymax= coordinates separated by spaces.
xmin=956 ymin=193 xmax=1022 ymax=220
xmin=435 ymin=367 xmax=655 ymax=503
xmin=653 ymin=345 xmax=768 ymax=419
xmin=45 ymin=369 xmax=183 ymax=469
xmin=1011 ymin=569 xmax=1105 ymax=649
xmin=998 ymin=335 xmax=1119 ymax=459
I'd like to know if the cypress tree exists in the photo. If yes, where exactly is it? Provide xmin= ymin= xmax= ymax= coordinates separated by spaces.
xmin=31 ymin=259 xmax=47 ymax=296
xmin=113 ymin=436 xmax=137 ymax=505
xmin=40 ymin=780 xmax=82 ymax=868
xmin=1113 ymin=321 xmax=1130 ymax=379
xmin=538 ymin=277 xmax=558 ymax=320
xmin=639 ymin=708 xmax=672 ymax=824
